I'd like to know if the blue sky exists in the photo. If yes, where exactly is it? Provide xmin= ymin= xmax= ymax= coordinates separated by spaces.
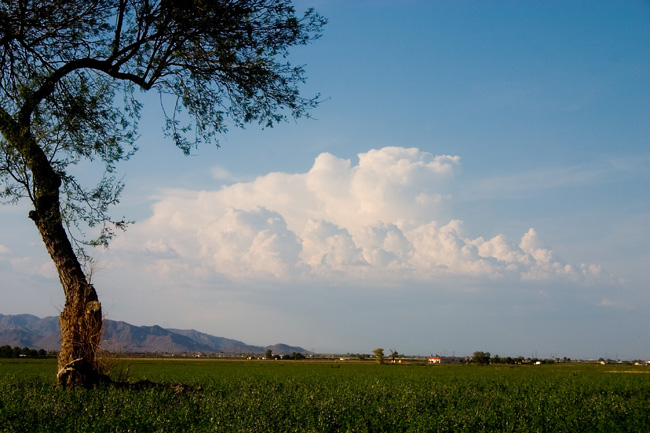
xmin=1 ymin=1 xmax=649 ymax=359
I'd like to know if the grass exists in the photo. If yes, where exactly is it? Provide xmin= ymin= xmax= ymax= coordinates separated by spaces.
xmin=0 ymin=358 xmax=648 ymax=432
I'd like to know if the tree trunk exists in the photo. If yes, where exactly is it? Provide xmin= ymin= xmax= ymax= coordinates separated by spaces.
xmin=17 ymin=127 xmax=106 ymax=388
xmin=31 ymin=211 xmax=106 ymax=388
xmin=2 ymin=95 xmax=108 ymax=389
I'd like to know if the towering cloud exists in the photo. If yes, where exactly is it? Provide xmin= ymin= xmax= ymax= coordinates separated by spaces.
xmin=110 ymin=147 xmax=601 ymax=285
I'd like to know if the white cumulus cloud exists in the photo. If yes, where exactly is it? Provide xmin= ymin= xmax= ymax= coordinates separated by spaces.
xmin=109 ymin=147 xmax=603 ymax=285
xmin=198 ymin=207 xmax=304 ymax=280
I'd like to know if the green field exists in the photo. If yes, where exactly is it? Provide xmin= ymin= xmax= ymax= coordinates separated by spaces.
xmin=0 ymin=359 xmax=648 ymax=432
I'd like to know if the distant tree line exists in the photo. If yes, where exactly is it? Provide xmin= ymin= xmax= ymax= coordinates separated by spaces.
xmin=471 ymin=352 xmax=560 ymax=365
xmin=0 ymin=345 xmax=51 ymax=358
xmin=263 ymin=349 xmax=306 ymax=360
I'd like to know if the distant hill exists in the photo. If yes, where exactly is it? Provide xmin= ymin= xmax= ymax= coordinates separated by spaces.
xmin=0 ymin=314 xmax=310 ymax=355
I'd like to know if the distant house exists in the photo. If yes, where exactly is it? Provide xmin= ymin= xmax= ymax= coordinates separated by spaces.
xmin=428 ymin=356 xmax=441 ymax=364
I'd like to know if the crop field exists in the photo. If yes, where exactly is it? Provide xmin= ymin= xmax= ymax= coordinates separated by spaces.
xmin=0 ymin=358 xmax=648 ymax=432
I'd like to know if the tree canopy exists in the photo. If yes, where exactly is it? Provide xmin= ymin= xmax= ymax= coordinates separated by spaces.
xmin=373 ymin=348 xmax=384 ymax=364
xmin=1 ymin=0 xmax=325 ymax=250
xmin=472 ymin=351 xmax=491 ymax=365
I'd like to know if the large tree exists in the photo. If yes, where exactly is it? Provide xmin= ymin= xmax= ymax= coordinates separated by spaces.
xmin=0 ymin=0 xmax=325 ymax=388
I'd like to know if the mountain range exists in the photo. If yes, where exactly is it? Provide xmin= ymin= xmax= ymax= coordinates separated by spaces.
xmin=0 ymin=314 xmax=310 ymax=355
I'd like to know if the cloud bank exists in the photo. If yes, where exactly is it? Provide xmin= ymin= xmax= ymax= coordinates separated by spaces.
xmin=110 ymin=147 xmax=603 ymax=286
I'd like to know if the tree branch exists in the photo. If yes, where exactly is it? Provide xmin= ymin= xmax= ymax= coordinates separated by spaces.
xmin=111 ymin=0 xmax=128 ymax=58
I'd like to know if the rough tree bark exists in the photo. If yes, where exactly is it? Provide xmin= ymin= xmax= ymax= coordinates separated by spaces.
xmin=34 ymin=214 xmax=105 ymax=389
xmin=19 ymin=127 xmax=106 ymax=388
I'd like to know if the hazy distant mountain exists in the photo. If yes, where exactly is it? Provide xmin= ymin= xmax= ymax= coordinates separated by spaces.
xmin=166 ymin=328 xmax=263 ymax=353
xmin=0 ymin=313 xmax=310 ymax=355
xmin=0 ymin=314 xmax=58 ymax=348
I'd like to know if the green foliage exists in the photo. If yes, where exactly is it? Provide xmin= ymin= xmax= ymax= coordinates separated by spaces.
xmin=0 ymin=345 xmax=49 ymax=358
xmin=1 ymin=359 xmax=649 ymax=432
xmin=0 ymin=0 xmax=326 ymax=253
xmin=373 ymin=348 xmax=384 ymax=364
xmin=472 ymin=351 xmax=491 ymax=365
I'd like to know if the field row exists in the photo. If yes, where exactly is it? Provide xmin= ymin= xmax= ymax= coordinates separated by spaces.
xmin=0 ymin=359 xmax=648 ymax=432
